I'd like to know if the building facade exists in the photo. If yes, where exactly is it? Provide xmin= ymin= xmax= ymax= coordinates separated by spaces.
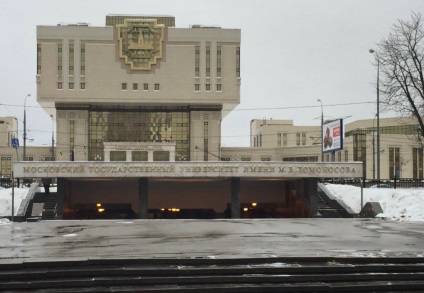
xmin=229 ymin=117 xmax=423 ymax=180
xmin=36 ymin=15 xmax=241 ymax=163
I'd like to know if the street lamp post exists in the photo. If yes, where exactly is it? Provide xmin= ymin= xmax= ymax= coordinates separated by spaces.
xmin=317 ymin=99 xmax=324 ymax=162
xmin=23 ymin=94 xmax=31 ymax=162
xmin=369 ymin=49 xmax=380 ymax=180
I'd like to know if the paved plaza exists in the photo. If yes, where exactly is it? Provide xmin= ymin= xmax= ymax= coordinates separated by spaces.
xmin=0 ymin=219 xmax=423 ymax=263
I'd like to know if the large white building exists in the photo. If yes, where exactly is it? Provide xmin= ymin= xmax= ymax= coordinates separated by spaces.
xmin=36 ymin=15 xmax=240 ymax=163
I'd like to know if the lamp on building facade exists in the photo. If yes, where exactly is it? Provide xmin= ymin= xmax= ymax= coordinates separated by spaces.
xmin=23 ymin=94 xmax=31 ymax=162
xmin=369 ymin=49 xmax=380 ymax=180
xmin=317 ymin=99 xmax=324 ymax=162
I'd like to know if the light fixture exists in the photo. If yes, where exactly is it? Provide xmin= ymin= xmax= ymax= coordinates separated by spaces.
xmin=243 ymin=207 xmax=249 ymax=212
xmin=98 ymin=208 xmax=105 ymax=213
xmin=96 ymin=203 xmax=102 ymax=207
xmin=251 ymin=202 xmax=257 ymax=207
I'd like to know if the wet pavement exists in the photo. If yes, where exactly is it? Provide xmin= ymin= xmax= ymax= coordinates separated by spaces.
xmin=0 ymin=219 xmax=423 ymax=263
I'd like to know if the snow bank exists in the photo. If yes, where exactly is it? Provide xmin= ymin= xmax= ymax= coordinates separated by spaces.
xmin=326 ymin=184 xmax=424 ymax=222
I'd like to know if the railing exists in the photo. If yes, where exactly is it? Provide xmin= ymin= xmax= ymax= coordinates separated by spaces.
xmin=0 ymin=178 xmax=34 ymax=188
xmin=324 ymin=178 xmax=424 ymax=189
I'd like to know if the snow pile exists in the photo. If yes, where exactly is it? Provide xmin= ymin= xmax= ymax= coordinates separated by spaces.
xmin=0 ymin=186 xmax=29 ymax=217
xmin=326 ymin=184 xmax=424 ymax=222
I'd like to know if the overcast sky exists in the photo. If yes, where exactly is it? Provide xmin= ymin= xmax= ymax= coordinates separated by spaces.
xmin=1 ymin=0 xmax=424 ymax=147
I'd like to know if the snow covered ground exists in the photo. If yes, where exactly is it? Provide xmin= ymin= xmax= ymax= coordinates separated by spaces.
xmin=1 ymin=184 xmax=424 ymax=223
xmin=325 ymin=184 xmax=424 ymax=222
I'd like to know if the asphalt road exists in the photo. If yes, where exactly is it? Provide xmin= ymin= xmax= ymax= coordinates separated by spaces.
xmin=0 ymin=219 xmax=423 ymax=262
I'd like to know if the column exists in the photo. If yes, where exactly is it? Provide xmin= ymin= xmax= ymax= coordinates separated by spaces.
xmin=126 ymin=151 xmax=131 ymax=162
xmin=104 ymin=149 xmax=110 ymax=162
xmin=138 ymin=178 xmax=149 ymax=219
xmin=231 ymin=177 xmax=240 ymax=219
xmin=170 ymin=150 xmax=175 ymax=162
xmin=148 ymin=151 xmax=153 ymax=162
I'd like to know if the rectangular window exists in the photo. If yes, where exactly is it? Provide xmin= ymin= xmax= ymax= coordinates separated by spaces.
xmin=302 ymin=133 xmax=306 ymax=145
xmin=1 ymin=157 xmax=12 ymax=177
xmin=155 ymin=83 xmax=160 ymax=90
xmin=217 ymin=46 xmax=221 ymax=77
xmin=206 ymin=84 xmax=211 ymax=91
xmin=110 ymin=151 xmax=126 ymax=161
xmin=153 ymin=151 xmax=170 ymax=162
xmin=204 ymin=122 xmax=209 ymax=161
xmin=80 ymin=82 xmax=85 ymax=89
xmin=133 ymin=83 xmax=138 ymax=90
xmin=69 ymin=82 xmax=74 ymax=89
xmin=236 ymin=46 xmax=240 ymax=77
xmin=241 ymin=157 xmax=251 ymax=161
xmin=283 ymin=133 xmax=287 ymax=146
xmin=261 ymin=157 xmax=271 ymax=161
xmin=337 ymin=151 xmax=342 ymax=162
xmin=143 ymin=83 xmax=148 ymax=90
xmin=122 ymin=83 xmax=127 ymax=90
xmin=413 ymin=148 xmax=423 ymax=179
xmin=37 ymin=43 xmax=41 ymax=75
xmin=80 ymin=43 xmax=85 ymax=75
xmin=206 ymin=46 xmax=210 ymax=77
xmin=345 ymin=150 xmax=348 ymax=162
xmin=195 ymin=45 xmax=200 ymax=77
xmin=57 ymin=82 xmax=62 ymax=89
xmin=216 ymin=84 xmax=222 ymax=91
xmin=296 ymin=133 xmax=300 ymax=146
xmin=195 ymin=84 xmax=200 ymax=91
xmin=389 ymin=147 xmax=400 ymax=179
xmin=277 ymin=133 xmax=281 ymax=147
xmin=132 ymin=151 xmax=148 ymax=161
xmin=69 ymin=43 xmax=74 ymax=75
xmin=58 ymin=43 xmax=62 ymax=76
xmin=326 ymin=154 xmax=330 ymax=162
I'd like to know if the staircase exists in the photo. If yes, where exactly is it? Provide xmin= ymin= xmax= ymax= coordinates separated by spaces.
xmin=0 ymin=257 xmax=423 ymax=292
xmin=30 ymin=191 xmax=59 ymax=220
xmin=316 ymin=183 xmax=356 ymax=218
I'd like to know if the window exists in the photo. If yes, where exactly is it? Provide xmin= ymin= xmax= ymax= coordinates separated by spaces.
xmin=206 ymin=46 xmax=210 ymax=77
xmin=302 ymin=133 xmax=306 ymax=145
xmin=122 ymin=83 xmax=127 ymax=90
xmin=58 ymin=44 xmax=62 ymax=76
xmin=80 ymin=44 xmax=85 ymax=75
xmin=132 ymin=151 xmax=148 ymax=161
xmin=217 ymin=46 xmax=221 ymax=77
xmin=155 ymin=83 xmax=160 ymax=90
xmin=69 ymin=43 xmax=74 ymax=75
xmin=195 ymin=84 xmax=200 ymax=91
xmin=110 ymin=151 xmax=126 ymax=161
xmin=283 ymin=133 xmax=288 ymax=146
xmin=143 ymin=83 xmax=148 ymax=90
xmin=37 ymin=43 xmax=41 ymax=75
xmin=1 ymin=157 xmax=12 ymax=177
xmin=241 ymin=157 xmax=251 ymax=161
xmin=236 ymin=46 xmax=240 ymax=77
xmin=296 ymin=133 xmax=300 ymax=146
xmin=206 ymin=84 xmax=211 ymax=91
xmin=261 ymin=157 xmax=271 ymax=161
xmin=337 ymin=151 xmax=342 ymax=162
xmin=277 ymin=133 xmax=281 ymax=147
xmin=195 ymin=45 xmax=200 ymax=77
xmin=216 ymin=84 xmax=222 ymax=91
xmin=345 ymin=150 xmax=348 ymax=162
xmin=389 ymin=147 xmax=400 ymax=179
xmin=57 ymin=82 xmax=62 ymax=89
xmin=69 ymin=82 xmax=74 ymax=89
xmin=133 ymin=83 xmax=138 ymax=90
xmin=153 ymin=151 xmax=170 ymax=161
xmin=413 ymin=148 xmax=423 ymax=179
xmin=204 ymin=122 xmax=209 ymax=161
xmin=325 ymin=154 xmax=330 ymax=162
xmin=80 ymin=83 xmax=85 ymax=90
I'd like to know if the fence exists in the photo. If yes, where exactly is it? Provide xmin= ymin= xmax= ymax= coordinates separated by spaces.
xmin=325 ymin=178 xmax=424 ymax=189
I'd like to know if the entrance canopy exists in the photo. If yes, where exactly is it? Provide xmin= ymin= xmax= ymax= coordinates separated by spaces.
xmin=13 ymin=161 xmax=363 ymax=179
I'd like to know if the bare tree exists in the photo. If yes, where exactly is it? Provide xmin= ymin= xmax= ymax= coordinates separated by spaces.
xmin=375 ymin=12 xmax=424 ymax=138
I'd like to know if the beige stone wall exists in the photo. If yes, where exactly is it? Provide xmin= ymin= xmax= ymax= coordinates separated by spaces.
xmin=0 ymin=117 xmax=18 ymax=147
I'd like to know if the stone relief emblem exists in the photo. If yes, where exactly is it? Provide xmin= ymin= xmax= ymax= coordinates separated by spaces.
xmin=117 ymin=19 xmax=164 ymax=70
